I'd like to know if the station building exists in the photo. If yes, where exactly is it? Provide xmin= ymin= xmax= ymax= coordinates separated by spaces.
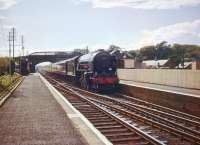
xmin=192 ymin=56 xmax=200 ymax=70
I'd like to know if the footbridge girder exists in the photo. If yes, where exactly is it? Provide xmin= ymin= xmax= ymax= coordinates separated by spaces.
xmin=26 ymin=51 xmax=81 ymax=72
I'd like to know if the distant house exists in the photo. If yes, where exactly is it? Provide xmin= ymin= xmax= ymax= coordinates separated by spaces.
xmin=176 ymin=62 xmax=192 ymax=69
xmin=143 ymin=59 xmax=168 ymax=69
xmin=143 ymin=58 xmax=178 ymax=69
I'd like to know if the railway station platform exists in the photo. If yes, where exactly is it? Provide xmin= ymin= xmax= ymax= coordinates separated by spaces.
xmin=120 ymin=80 xmax=200 ymax=97
xmin=119 ymin=80 xmax=200 ymax=117
xmin=0 ymin=73 xmax=110 ymax=145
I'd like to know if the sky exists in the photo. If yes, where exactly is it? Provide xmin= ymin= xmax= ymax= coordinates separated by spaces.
xmin=0 ymin=0 xmax=200 ymax=56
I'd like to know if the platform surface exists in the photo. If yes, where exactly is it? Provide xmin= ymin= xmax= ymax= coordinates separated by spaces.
xmin=120 ymin=80 xmax=200 ymax=97
xmin=0 ymin=74 xmax=87 ymax=145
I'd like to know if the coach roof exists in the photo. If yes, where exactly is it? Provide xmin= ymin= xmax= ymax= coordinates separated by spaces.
xmin=55 ymin=56 xmax=80 ymax=65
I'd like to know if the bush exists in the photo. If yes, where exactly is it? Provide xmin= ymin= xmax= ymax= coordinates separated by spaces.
xmin=0 ymin=73 xmax=21 ymax=92
xmin=0 ymin=57 xmax=9 ymax=75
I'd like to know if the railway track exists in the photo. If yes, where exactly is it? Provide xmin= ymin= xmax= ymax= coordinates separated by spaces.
xmin=113 ymin=93 xmax=200 ymax=124
xmin=44 ymin=75 xmax=200 ymax=145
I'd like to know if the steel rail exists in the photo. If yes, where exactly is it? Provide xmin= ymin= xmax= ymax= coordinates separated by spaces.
xmin=58 ymin=82 xmax=200 ymax=137
xmin=78 ymin=92 xmax=200 ymax=138
xmin=44 ymin=74 xmax=200 ymax=145
xmin=117 ymin=93 xmax=200 ymax=122
xmin=60 ymin=82 xmax=200 ymax=144
xmin=46 ymin=76 xmax=166 ymax=145
xmin=89 ymin=97 xmax=200 ymax=144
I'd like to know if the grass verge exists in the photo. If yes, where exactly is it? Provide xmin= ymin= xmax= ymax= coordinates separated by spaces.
xmin=0 ymin=73 xmax=22 ymax=97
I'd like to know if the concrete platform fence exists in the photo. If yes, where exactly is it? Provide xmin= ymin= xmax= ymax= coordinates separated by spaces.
xmin=117 ymin=69 xmax=200 ymax=90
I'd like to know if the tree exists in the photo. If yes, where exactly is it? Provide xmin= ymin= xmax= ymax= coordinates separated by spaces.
xmin=155 ymin=41 xmax=172 ymax=60
xmin=109 ymin=42 xmax=200 ymax=62
xmin=0 ymin=57 xmax=9 ymax=75
xmin=139 ymin=45 xmax=156 ymax=60
xmin=128 ymin=50 xmax=137 ymax=58
xmin=107 ymin=45 xmax=122 ymax=52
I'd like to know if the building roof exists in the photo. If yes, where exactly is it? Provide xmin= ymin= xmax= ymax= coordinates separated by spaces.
xmin=143 ymin=59 xmax=169 ymax=67
xmin=29 ymin=51 xmax=69 ymax=56
xmin=177 ymin=62 xmax=192 ymax=69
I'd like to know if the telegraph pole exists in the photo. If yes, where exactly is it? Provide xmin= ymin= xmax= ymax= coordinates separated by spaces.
xmin=21 ymin=35 xmax=25 ymax=56
xmin=12 ymin=27 xmax=15 ymax=59
xmin=8 ymin=32 xmax=12 ymax=75
xmin=8 ymin=27 xmax=16 ymax=76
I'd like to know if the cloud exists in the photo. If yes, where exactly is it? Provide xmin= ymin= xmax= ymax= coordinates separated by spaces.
xmin=136 ymin=19 xmax=200 ymax=48
xmin=75 ymin=0 xmax=200 ymax=9
xmin=0 ymin=16 xmax=6 ymax=20
xmin=0 ymin=0 xmax=17 ymax=10
xmin=3 ymin=25 xmax=15 ymax=29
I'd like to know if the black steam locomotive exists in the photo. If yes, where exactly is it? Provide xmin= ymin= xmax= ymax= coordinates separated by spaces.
xmin=40 ymin=50 xmax=119 ymax=91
